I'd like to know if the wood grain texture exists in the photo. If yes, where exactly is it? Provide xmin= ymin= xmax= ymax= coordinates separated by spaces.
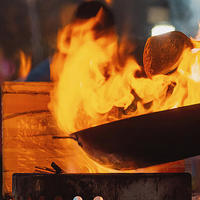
xmin=2 ymin=82 xmax=53 ymax=117
xmin=2 ymin=82 xmax=60 ymax=196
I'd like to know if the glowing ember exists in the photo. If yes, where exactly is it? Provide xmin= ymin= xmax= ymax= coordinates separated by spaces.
xmin=18 ymin=50 xmax=31 ymax=80
xmin=49 ymin=6 xmax=200 ymax=172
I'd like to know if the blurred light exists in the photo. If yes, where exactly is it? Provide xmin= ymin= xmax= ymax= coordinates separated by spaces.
xmin=151 ymin=24 xmax=175 ymax=36
xmin=73 ymin=197 xmax=83 ymax=200
xmin=105 ymin=0 xmax=113 ymax=5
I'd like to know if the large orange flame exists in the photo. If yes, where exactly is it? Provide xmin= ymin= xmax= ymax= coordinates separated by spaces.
xmin=49 ymin=10 xmax=200 ymax=172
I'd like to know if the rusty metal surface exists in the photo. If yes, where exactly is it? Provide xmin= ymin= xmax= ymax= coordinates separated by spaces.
xmin=73 ymin=103 xmax=200 ymax=170
xmin=12 ymin=173 xmax=191 ymax=200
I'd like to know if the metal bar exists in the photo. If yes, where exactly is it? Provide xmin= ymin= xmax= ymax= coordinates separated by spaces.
xmin=12 ymin=173 xmax=191 ymax=200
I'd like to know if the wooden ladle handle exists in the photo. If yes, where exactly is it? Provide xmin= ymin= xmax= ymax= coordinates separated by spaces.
xmin=143 ymin=31 xmax=194 ymax=78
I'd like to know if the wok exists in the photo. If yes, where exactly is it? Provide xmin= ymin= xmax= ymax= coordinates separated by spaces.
xmin=69 ymin=103 xmax=200 ymax=170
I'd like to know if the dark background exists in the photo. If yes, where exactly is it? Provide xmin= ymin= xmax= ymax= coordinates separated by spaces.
xmin=0 ymin=0 xmax=200 ymax=69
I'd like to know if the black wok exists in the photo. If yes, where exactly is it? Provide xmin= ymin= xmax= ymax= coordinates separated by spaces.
xmin=70 ymin=103 xmax=200 ymax=170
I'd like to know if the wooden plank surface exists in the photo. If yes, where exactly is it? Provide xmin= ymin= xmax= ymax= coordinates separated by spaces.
xmin=2 ymin=82 xmax=52 ymax=117
xmin=2 ymin=82 xmax=185 ymax=197
xmin=2 ymin=82 xmax=59 ymax=197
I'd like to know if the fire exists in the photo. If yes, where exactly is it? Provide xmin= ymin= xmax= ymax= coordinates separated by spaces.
xmin=50 ymin=7 xmax=200 ymax=172
xmin=18 ymin=50 xmax=31 ymax=80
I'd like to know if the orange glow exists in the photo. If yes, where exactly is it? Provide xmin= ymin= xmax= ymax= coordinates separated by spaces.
xmin=105 ymin=0 xmax=113 ymax=5
xmin=50 ymin=9 xmax=200 ymax=172
xmin=18 ymin=51 xmax=31 ymax=80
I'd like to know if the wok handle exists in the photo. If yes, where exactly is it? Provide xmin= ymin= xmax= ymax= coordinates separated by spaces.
xmin=52 ymin=135 xmax=83 ymax=147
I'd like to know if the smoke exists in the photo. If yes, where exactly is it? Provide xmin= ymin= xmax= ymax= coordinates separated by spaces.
xmin=169 ymin=0 xmax=200 ymax=37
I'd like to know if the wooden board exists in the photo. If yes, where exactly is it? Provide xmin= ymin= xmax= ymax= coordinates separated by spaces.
xmin=2 ymin=82 xmax=185 ymax=197
xmin=2 ymin=82 xmax=58 ymax=197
